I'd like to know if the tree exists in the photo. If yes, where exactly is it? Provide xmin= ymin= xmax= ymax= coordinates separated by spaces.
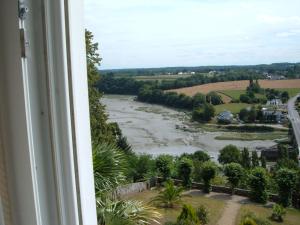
xmin=192 ymin=104 xmax=215 ymax=122
xmin=193 ymin=93 xmax=206 ymax=108
xmin=178 ymin=158 xmax=194 ymax=187
xmin=224 ymin=163 xmax=244 ymax=194
xmin=248 ymin=167 xmax=269 ymax=203
xmin=193 ymin=150 xmax=210 ymax=162
xmin=127 ymin=154 xmax=155 ymax=182
xmin=156 ymin=155 xmax=173 ymax=181
xmin=218 ymin=145 xmax=241 ymax=164
xmin=275 ymin=168 xmax=298 ymax=207
xmin=85 ymin=30 xmax=115 ymax=145
xmin=201 ymin=161 xmax=218 ymax=193
xmin=241 ymin=148 xmax=251 ymax=169
xmin=177 ymin=204 xmax=199 ymax=225
xmin=251 ymin=151 xmax=259 ymax=168
xmin=151 ymin=180 xmax=184 ymax=208
xmin=206 ymin=92 xmax=223 ymax=105
xmin=260 ymin=156 xmax=266 ymax=169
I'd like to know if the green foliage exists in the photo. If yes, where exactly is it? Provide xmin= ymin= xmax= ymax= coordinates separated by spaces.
xmin=241 ymin=148 xmax=251 ymax=169
xmin=151 ymin=180 xmax=184 ymax=208
xmin=97 ymin=199 xmax=161 ymax=225
xmin=271 ymin=204 xmax=286 ymax=222
xmin=224 ymin=163 xmax=244 ymax=194
xmin=93 ymin=143 xmax=127 ymax=197
xmin=177 ymin=204 xmax=200 ymax=225
xmin=192 ymin=103 xmax=215 ymax=122
xmin=239 ymin=107 xmax=257 ymax=123
xmin=156 ymin=155 xmax=174 ymax=180
xmin=86 ymin=30 xmax=116 ymax=145
xmin=206 ymin=92 xmax=223 ymax=105
xmin=240 ymin=212 xmax=271 ymax=225
xmin=178 ymin=158 xmax=194 ymax=187
xmin=218 ymin=145 xmax=241 ymax=164
xmin=275 ymin=168 xmax=298 ymax=207
xmin=201 ymin=161 xmax=218 ymax=193
xmin=248 ymin=167 xmax=269 ymax=204
xmin=127 ymin=154 xmax=156 ymax=182
xmin=251 ymin=151 xmax=259 ymax=168
xmin=196 ymin=205 xmax=209 ymax=224
xmin=192 ymin=151 xmax=210 ymax=162
xmin=260 ymin=156 xmax=266 ymax=169
xmin=193 ymin=93 xmax=206 ymax=108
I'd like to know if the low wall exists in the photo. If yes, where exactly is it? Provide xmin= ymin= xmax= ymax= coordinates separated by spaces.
xmin=116 ymin=181 xmax=150 ymax=197
xmin=158 ymin=178 xmax=280 ymax=203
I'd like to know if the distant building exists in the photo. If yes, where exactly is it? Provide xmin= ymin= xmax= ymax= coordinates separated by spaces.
xmin=262 ymin=109 xmax=286 ymax=123
xmin=266 ymin=98 xmax=283 ymax=106
xmin=217 ymin=111 xmax=234 ymax=124
xmin=190 ymin=71 xmax=196 ymax=75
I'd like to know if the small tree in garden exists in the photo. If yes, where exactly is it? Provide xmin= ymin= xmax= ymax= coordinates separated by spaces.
xmin=271 ymin=204 xmax=286 ymax=222
xmin=248 ymin=167 xmax=269 ymax=203
xmin=177 ymin=204 xmax=199 ymax=225
xmin=224 ymin=163 xmax=244 ymax=194
xmin=196 ymin=205 xmax=209 ymax=224
xmin=260 ymin=156 xmax=267 ymax=169
xmin=251 ymin=151 xmax=259 ymax=168
xmin=156 ymin=155 xmax=173 ymax=180
xmin=193 ymin=150 xmax=210 ymax=162
xmin=241 ymin=148 xmax=251 ymax=169
xmin=275 ymin=168 xmax=297 ymax=207
xmin=151 ymin=180 xmax=184 ymax=208
xmin=201 ymin=161 xmax=218 ymax=193
xmin=178 ymin=158 xmax=194 ymax=187
xmin=218 ymin=145 xmax=241 ymax=164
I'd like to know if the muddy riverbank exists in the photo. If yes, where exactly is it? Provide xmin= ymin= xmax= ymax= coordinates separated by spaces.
xmin=102 ymin=95 xmax=276 ymax=160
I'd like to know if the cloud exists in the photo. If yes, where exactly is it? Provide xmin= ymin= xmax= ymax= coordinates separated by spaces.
xmin=276 ymin=29 xmax=300 ymax=38
xmin=257 ymin=15 xmax=300 ymax=25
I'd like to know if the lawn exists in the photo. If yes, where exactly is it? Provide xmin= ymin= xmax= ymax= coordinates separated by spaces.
xmin=124 ymin=189 xmax=225 ymax=225
xmin=214 ymin=103 xmax=252 ymax=114
xmin=276 ymin=88 xmax=300 ymax=97
xmin=218 ymin=90 xmax=266 ymax=101
xmin=236 ymin=203 xmax=300 ymax=225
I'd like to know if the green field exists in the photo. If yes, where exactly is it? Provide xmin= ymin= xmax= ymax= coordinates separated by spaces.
xmin=215 ymin=131 xmax=288 ymax=141
xmin=219 ymin=88 xmax=300 ymax=101
xmin=236 ymin=203 xmax=300 ymax=225
xmin=214 ymin=103 xmax=252 ymax=114
xmin=218 ymin=90 xmax=266 ymax=101
xmin=125 ymin=190 xmax=225 ymax=225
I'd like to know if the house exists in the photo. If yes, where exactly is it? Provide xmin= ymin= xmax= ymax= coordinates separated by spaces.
xmin=262 ymin=109 xmax=287 ymax=123
xmin=217 ymin=111 xmax=234 ymax=124
xmin=266 ymin=98 xmax=283 ymax=106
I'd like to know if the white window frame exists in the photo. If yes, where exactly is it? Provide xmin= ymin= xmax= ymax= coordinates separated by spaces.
xmin=0 ymin=0 xmax=97 ymax=225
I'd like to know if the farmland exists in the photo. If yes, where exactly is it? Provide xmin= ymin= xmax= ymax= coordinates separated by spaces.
xmin=168 ymin=79 xmax=300 ymax=97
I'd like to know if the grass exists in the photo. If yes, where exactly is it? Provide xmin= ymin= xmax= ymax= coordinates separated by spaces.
xmin=124 ymin=189 xmax=225 ymax=225
xmin=276 ymin=88 xmax=300 ymax=97
xmin=236 ymin=203 xmax=300 ymax=225
xmin=215 ymin=131 xmax=288 ymax=141
xmin=214 ymin=103 xmax=252 ymax=114
xmin=133 ymin=74 xmax=192 ymax=81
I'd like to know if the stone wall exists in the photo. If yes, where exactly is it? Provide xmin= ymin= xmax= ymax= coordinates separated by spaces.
xmin=116 ymin=181 xmax=150 ymax=198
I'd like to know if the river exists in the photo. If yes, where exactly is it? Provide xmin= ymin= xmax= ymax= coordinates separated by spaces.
xmin=102 ymin=95 xmax=276 ymax=160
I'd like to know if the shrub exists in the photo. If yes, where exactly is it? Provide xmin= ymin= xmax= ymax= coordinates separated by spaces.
xmin=177 ymin=204 xmax=199 ymax=225
xmin=201 ymin=161 xmax=218 ymax=193
xmin=206 ymin=91 xmax=223 ymax=105
xmin=251 ymin=151 xmax=259 ymax=168
xmin=192 ymin=103 xmax=215 ymax=122
xmin=218 ymin=145 xmax=241 ymax=164
xmin=240 ymin=212 xmax=271 ymax=225
xmin=193 ymin=150 xmax=210 ymax=162
xmin=151 ymin=180 xmax=184 ymax=208
xmin=224 ymin=163 xmax=244 ymax=194
xmin=156 ymin=155 xmax=174 ymax=180
xmin=178 ymin=158 xmax=193 ymax=187
xmin=241 ymin=148 xmax=251 ymax=169
xmin=196 ymin=205 xmax=209 ymax=224
xmin=248 ymin=167 xmax=269 ymax=203
xmin=271 ymin=204 xmax=286 ymax=222
xmin=275 ymin=168 xmax=297 ymax=207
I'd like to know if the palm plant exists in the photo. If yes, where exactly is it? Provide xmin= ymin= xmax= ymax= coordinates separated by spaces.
xmin=151 ymin=180 xmax=184 ymax=208
xmin=93 ymin=143 xmax=161 ymax=224
xmin=97 ymin=199 xmax=161 ymax=225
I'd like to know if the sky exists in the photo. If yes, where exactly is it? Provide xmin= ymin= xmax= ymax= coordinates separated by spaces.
xmin=84 ymin=0 xmax=300 ymax=69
